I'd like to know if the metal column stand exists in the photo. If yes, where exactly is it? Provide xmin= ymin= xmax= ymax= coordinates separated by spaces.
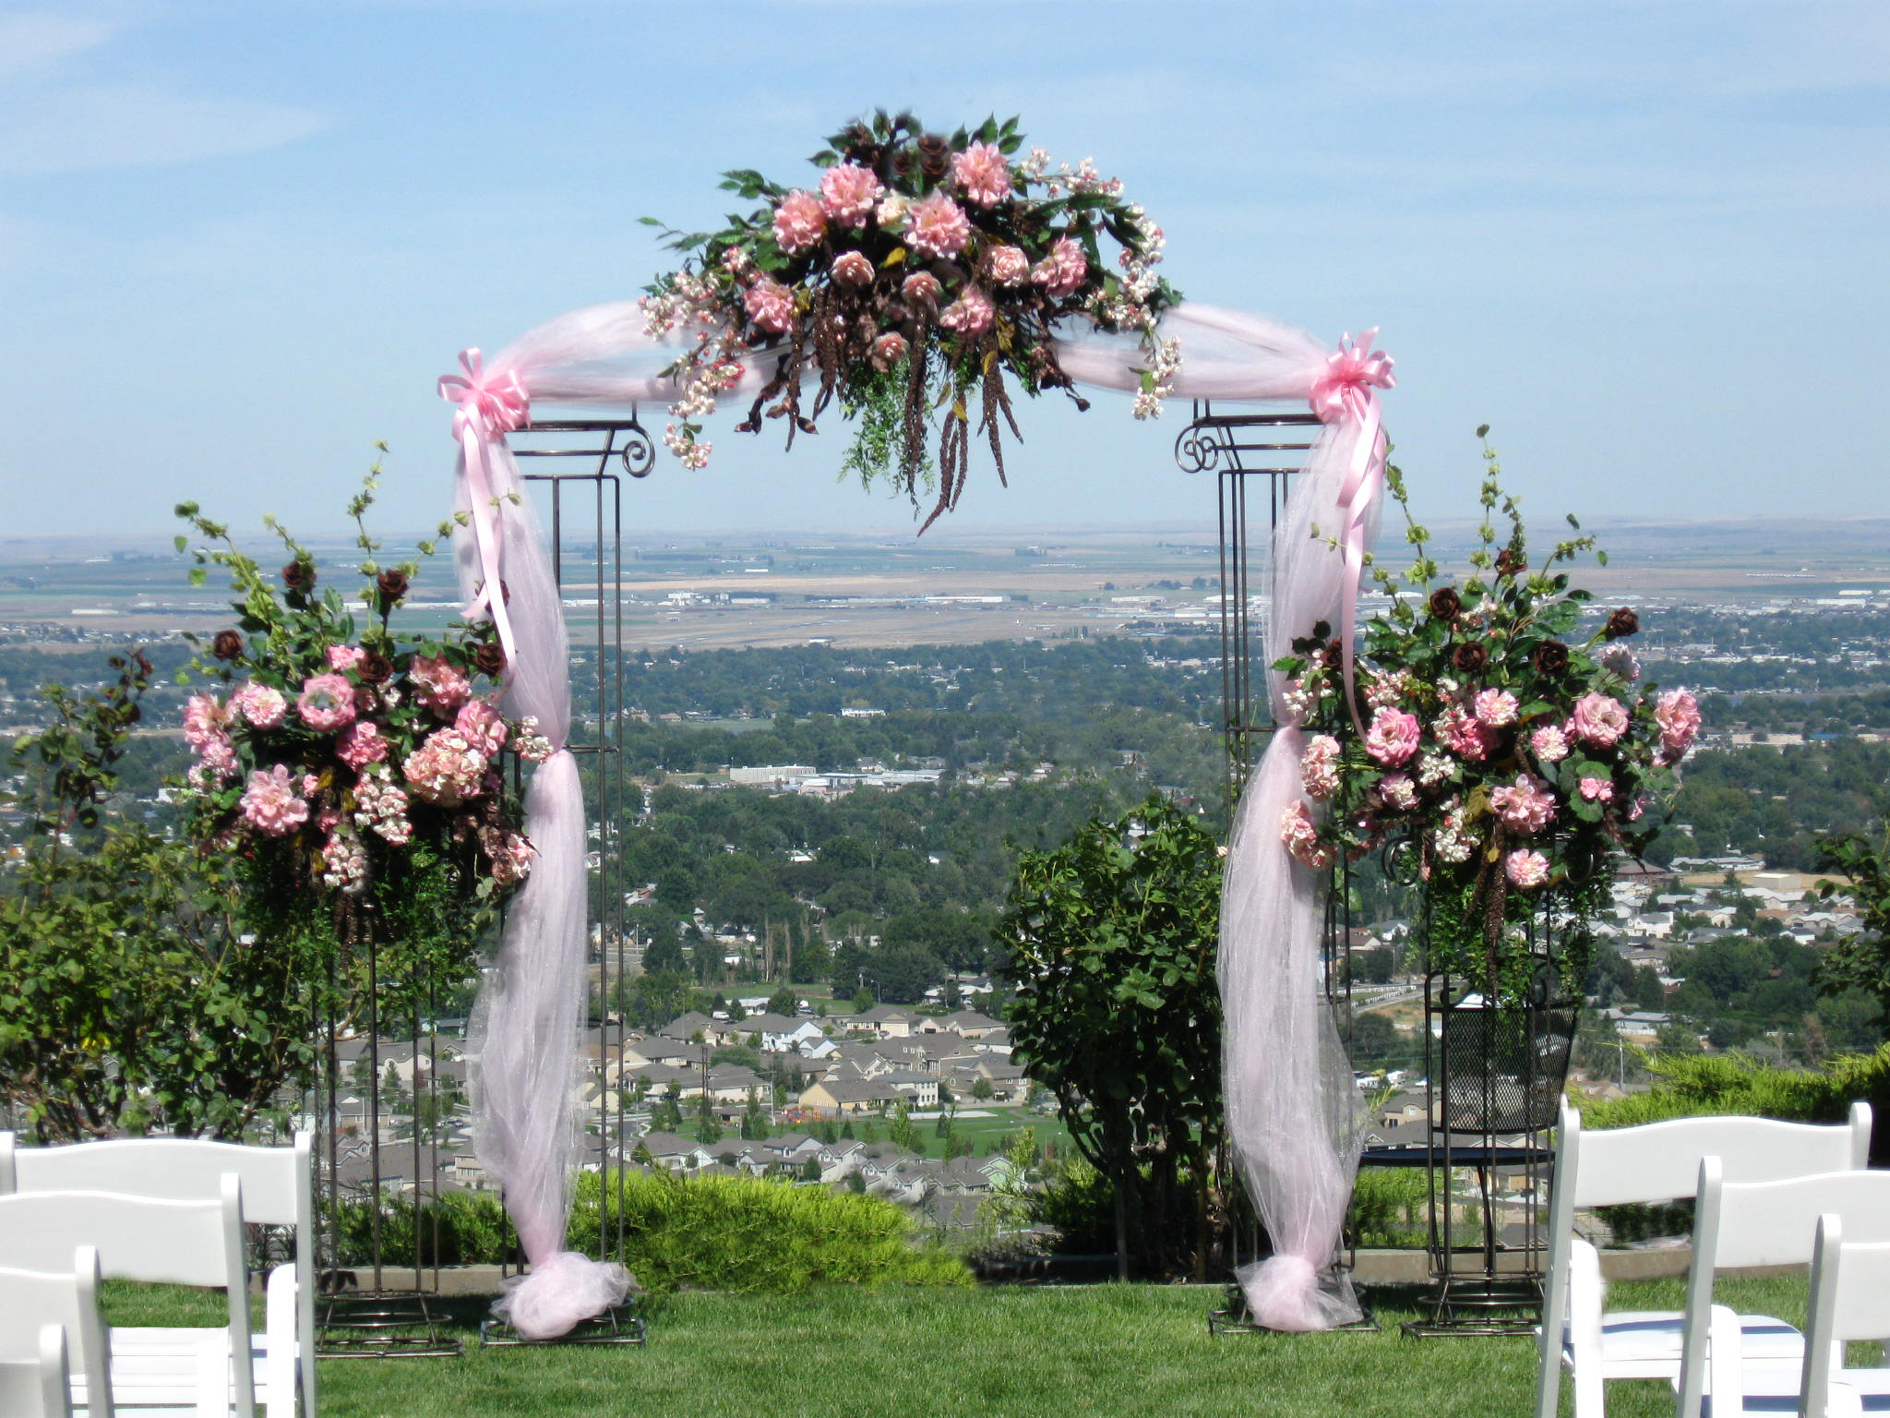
xmin=1179 ymin=403 xmax=1378 ymax=1334
xmin=1401 ymin=957 xmax=1574 ymax=1337
xmin=478 ymin=415 xmax=646 ymax=1348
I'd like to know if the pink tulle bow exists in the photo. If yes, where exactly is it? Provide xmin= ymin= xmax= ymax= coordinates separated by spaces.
xmin=439 ymin=347 xmax=531 ymax=439
xmin=1309 ymin=330 xmax=1394 ymax=741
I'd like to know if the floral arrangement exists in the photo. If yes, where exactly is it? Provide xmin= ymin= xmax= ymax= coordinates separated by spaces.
xmin=173 ymin=467 xmax=545 ymax=947
xmin=1274 ymin=434 xmax=1702 ymax=997
xmin=639 ymin=111 xmax=1180 ymax=529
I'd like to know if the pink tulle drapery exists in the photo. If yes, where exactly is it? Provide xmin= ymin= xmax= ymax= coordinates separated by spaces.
xmin=440 ymin=299 xmax=1390 ymax=1336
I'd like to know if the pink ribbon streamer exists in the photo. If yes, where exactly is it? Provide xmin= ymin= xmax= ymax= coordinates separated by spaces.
xmin=438 ymin=348 xmax=530 ymax=662
xmin=1306 ymin=331 xmax=1395 ymax=738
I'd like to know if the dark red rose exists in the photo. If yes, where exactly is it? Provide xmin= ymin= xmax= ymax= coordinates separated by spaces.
xmin=281 ymin=560 xmax=314 ymax=592
xmin=1428 ymin=587 xmax=1462 ymax=622
xmin=1532 ymin=641 xmax=1570 ymax=675
xmin=1495 ymin=548 xmax=1527 ymax=578
xmin=1603 ymin=607 xmax=1640 ymax=640
xmin=916 ymin=133 xmax=951 ymax=182
xmin=377 ymin=569 xmax=409 ymax=603
xmin=473 ymin=642 xmax=507 ymax=678
xmin=211 ymin=630 xmax=244 ymax=661
xmin=357 ymin=651 xmax=394 ymax=684
xmin=1452 ymin=641 xmax=1489 ymax=675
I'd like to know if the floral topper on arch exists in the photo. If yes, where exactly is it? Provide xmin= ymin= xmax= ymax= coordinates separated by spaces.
xmin=639 ymin=110 xmax=1181 ymax=529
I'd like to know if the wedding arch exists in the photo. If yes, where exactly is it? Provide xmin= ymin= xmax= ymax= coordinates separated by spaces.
xmin=435 ymin=113 xmax=1394 ymax=1337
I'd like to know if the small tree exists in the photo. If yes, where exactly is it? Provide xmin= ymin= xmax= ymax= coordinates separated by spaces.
xmin=1000 ymin=794 xmax=1222 ymax=1279
xmin=1816 ymin=833 xmax=1890 ymax=1039
xmin=971 ymin=1076 xmax=995 ymax=1101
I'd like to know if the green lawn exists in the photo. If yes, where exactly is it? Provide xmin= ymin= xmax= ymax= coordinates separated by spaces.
xmin=102 ymin=1274 xmax=1815 ymax=1418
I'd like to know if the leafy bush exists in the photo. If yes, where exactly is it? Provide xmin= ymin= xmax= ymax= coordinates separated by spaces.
xmin=333 ymin=1170 xmax=971 ymax=1292
xmin=1347 ymin=1167 xmax=1427 ymax=1249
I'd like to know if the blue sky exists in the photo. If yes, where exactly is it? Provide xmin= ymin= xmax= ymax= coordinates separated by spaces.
xmin=3 ymin=1 xmax=1887 ymax=542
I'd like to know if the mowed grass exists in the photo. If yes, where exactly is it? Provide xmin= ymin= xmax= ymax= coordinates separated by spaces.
xmin=101 ymin=1272 xmax=1818 ymax=1418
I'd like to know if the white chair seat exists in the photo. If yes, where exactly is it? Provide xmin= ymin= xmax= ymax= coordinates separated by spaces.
xmin=1697 ymin=1357 xmax=1890 ymax=1417
xmin=1565 ymin=1311 xmax=1802 ymax=1370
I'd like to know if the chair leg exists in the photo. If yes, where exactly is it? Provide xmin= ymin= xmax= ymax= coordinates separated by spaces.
xmin=1572 ymin=1357 xmax=1604 ymax=1418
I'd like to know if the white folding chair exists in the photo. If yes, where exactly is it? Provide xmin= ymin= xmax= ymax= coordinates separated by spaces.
xmin=1801 ymin=1215 xmax=1890 ymax=1418
xmin=0 ymin=1246 xmax=111 ymax=1417
xmin=1677 ymin=1162 xmax=1890 ymax=1418
xmin=1537 ymin=1100 xmax=1871 ymax=1418
xmin=0 ymin=1133 xmax=314 ymax=1418
xmin=0 ymin=1323 xmax=74 ymax=1418
xmin=0 ymin=1181 xmax=253 ymax=1418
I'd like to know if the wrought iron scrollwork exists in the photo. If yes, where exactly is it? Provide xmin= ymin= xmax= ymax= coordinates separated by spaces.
xmin=619 ymin=412 xmax=655 ymax=478
xmin=1173 ymin=418 xmax=1225 ymax=474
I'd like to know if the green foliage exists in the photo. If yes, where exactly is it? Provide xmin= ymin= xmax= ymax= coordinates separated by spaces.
xmin=1346 ymin=1167 xmax=1427 ymax=1249
xmin=1815 ymin=831 xmax=1890 ymax=1034
xmin=1000 ymin=793 xmax=1221 ymax=1273
xmin=1577 ymin=1044 xmax=1890 ymax=1137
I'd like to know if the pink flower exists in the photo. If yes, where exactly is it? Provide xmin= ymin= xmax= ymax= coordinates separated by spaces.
xmin=240 ymin=764 xmax=310 ymax=837
xmin=902 ymin=271 xmax=942 ymax=307
xmin=336 ymin=720 xmax=388 ymax=769
xmin=190 ymin=734 xmax=239 ymax=787
xmin=326 ymin=644 xmax=365 ymax=672
xmin=302 ymin=773 xmax=321 ymax=797
xmin=319 ymin=829 xmax=369 ymax=895
xmin=1505 ymin=848 xmax=1551 ymax=890
xmin=1279 ymin=800 xmax=1335 ymax=871
xmin=401 ymin=727 xmax=488 ymax=807
xmin=454 ymin=699 xmax=508 ymax=757
xmin=183 ymin=693 xmax=228 ymax=750
xmin=1364 ymin=708 xmax=1421 ymax=767
xmin=743 ymin=277 xmax=796 ymax=335
xmin=939 ymin=286 xmax=995 ymax=336
xmin=1490 ymin=772 xmax=1556 ymax=834
xmin=1365 ymin=672 xmax=1410 ymax=711
xmin=1300 ymin=734 xmax=1341 ymax=800
xmin=353 ymin=766 xmax=412 ymax=846
xmin=408 ymin=654 xmax=471 ymax=717
xmin=1438 ymin=704 xmax=1495 ymax=762
xmin=904 ymin=192 xmax=971 ymax=259
xmin=1601 ymin=645 xmax=1642 ymax=682
xmin=986 ymin=244 xmax=1029 ymax=287
xmin=489 ymin=832 xmax=536 ymax=888
xmin=830 ymin=251 xmax=874 ymax=288
xmin=230 ymin=682 xmax=287 ymax=730
xmin=1655 ymin=689 xmax=1702 ymax=758
xmin=951 ymin=140 xmax=1013 ymax=208
xmin=1473 ymin=688 xmax=1519 ymax=728
xmin=1579 ymin=776 xmax=1614 ymax=803
xmin=1031 ymin=236 xmax=1088 ymax=299
xmin=771 ymin=190 xmax=826 ymax=256
xmin=1569 ymin=691 xmax=1629 ymax=748
xmin=297 ymin=673 xmax=357 ymax=733
xmin=872 ymin=332 xmax=909 ymax=371
xmin=1377 ymin=772 xmax=1418 ymax=812
xmin=1530 ymin=723 xmax=1571 ymax=764
xmin=818 ymin=162 xmax=882 ymax=229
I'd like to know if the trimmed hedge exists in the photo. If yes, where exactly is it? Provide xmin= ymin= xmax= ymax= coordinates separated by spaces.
xmin=334 ymin=1169 xmax=972 ymax=1292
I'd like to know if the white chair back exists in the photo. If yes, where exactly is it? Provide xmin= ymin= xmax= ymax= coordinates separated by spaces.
xmin=0 ymin=1132 xmax=314 ymax=1417
xmin=0 ymin=1179 xmax=253 ymax=1417
xmin=0 ymin=1323 xmax=73 ymax=1418
xmin=1677 ymin=1162 xmax=1890 ymax=1418
xmin=1803 ymin=1214 xmax=1890 ymax=1418
xmin=0 ymin=1247 xmax=110 ymax=1418
xmin=1537 ymin=1100 xmax=1871 ymax=1418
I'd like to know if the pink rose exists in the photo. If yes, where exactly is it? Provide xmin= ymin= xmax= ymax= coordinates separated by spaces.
xmin=771 ymin=190 xmax=826 ymax=256
xmin=939 ymin=286 xmax=995 ymax=336
xmin=336 ymin=720 xmax=388 ymax=769
xmin=1437 ymin=704 xmax=1495 ymax=762
xmin=818 ymin=162 xmax=882 ymax=229
xmin=401 ymin=727 xmax=488 ymax=807
xmin=1031 ymin=236 xmax=1088 ymax=299
xmin=743 ymin=277 xmax=796 ymax=335
xmin=985 ymin=244 xmax=1030 ymax=287
xmin=1530 ymin=723 xmax=1571 ymax=765
xmin=183 ymin=693 xmax=228 ymax=750
xmin=1364 ymin=708 xmax=1421 ymax=767
xmin=871 ymin=332 xmax=909 ymax=372
xmin=904 ymin=192 xmax=971 ymax=259
xmin=1505 ymin=848 xmax=1551 ymax=890
xmin=902 ymin=271 xmax=942 ymax=307
xmin=1279 ymin=799 xmax=1335 ymax=871
xmin=326 ymin=644 xmax=365 ymax=672
xmin=454 ymin=698 xmax=508 ymax=757
xmin=1655 ymin=689 xmax=1701 ymax=758
xmin=830 ymin=250 xmax=874 ymax=288
xmin=1473 ymin=688 xmax=1519 ymax=728
xmin=1377 ymin=772 xmax=1418 ymax=812
xmin=1569 ymin=692 xmax=1629 ymax=748
xmin=240 ymin=764 xmax=310 ymax=837
xmin=230 ymin=682 xmax=287 ymax=730
xmin=408 ymin=654 xmax=471 ymax=717
xmin=1579 ymin=776 xmax=1614 ymax=803
xmin=297 ymin=672 xmax=357 ymax=733
xmin=1299 ymin=734 xmax=1341 ymax=801
xmin=951 ymin=140 xmax=1013 ymax=208
xmin=1490 ymin=772 xmax=1556 ymax=835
